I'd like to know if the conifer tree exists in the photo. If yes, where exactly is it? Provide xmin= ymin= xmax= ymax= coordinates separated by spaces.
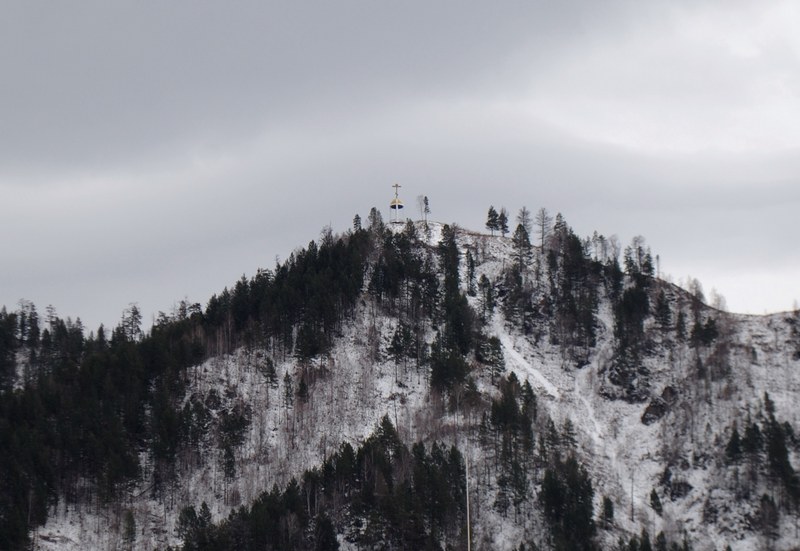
xmin=284 ymin=371 xmax=294 ymax=409
xmin=123 ymin=510 xmax=136 ymax=547
xmin=297 ymin=376 xmax=309 ymax=402
xmin=368 ymin=207 xmax=384 ymax=233
xmin=478 ymin=274 xmax=495 ymax=320
xmin=512 ymin=223 xmax=532 ymax=272
xmin=655 ymin=290 xmax=672 ymax=332
xmin=540 ymin=455 xmax=596 ymax=550
xmin=675 ymin=310 xmax=687 ymax=342
xmin=726 ymin=423 xmax=742 ymax=464
xmin=121 ymin=303 xmax=143 ymax=342
xmin=467 ymin=251 xmax=477 ymax=296
xmin=486 ymin=206 xmax=499 ymax=236
xmin=315 ymin=514 xmax=340 ymax=550
xmin=601 ymin=496 xmax=614 ymax=528
xmin=650 ymin=489 xmax=663 ymax=515
xmin=498 ymin=207 xmax=509 ymax=237
xmin=742 ymin=418 xmax=763 ymax=455
xmin=655 ymin=532 xmax=668 ymax=551
xmin=483 ymin=336 xmax=505 ymax=385
xmin=640 ymin=530 xmax=653 ymax=551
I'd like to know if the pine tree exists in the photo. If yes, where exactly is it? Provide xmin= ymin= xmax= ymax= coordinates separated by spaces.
xmin=655 ymin=290 xmax=672 ymax=332
xmin=552 ymin=212 xmax=567 ymax=249
xmin=540 ymin=455 xmax=596 ymax=550
xmin=763 ymin=394 xmax=799 ymax=499
xmin=315 ymin=514 xmax=340 ymax=550
xmin=512 ymin=223 xmax=532 ymax=272
xmin=498 ymin=207 xmax=510 ymax=237
xmin=123 ymin=509 xmax=136 ymax=547
xmin=368 ymin=207 xmax=384 ymax=233
xmin=759 ymin=494 xmax=779 ymax=541
xmin=0 ymin=307 xmax=18 ymax=390
xmin=742 ymin=418 xmax=763 ymax=455
xmin=726 ymin=423 xmax=742 ymax=464
xmin=650 ymin=488 xmax=663 ymax=515
xmin=602 ymin=496 xmax=614 ymax=528
xmin=297 ymin=376 xmax=309 ymax=402
xmin=655 ymin=532 xmax=668 ymax=551
xmin=467 ymin=251 xmax=477 ymax=296
xmin=177 ymin=505 xmax=199 ymax=541
xmin=121 ymin=303 xmax=143 ymax=342
xmin=640 ymin=530 xmax=653 ymax=551
xmin=261 ymin=357 xmax=279 ymax=389
xmin=486 ymin=206 xmax=499 ymax=236
xmin=284 ymin=371 xmax=294 ymax=409
xmin=199 ymin=502 xmax=212 ymax=528
xmin=388 ymin=323 xmax=412 ymax=381
xmin=478 ymin=274 xmax=495 ymax=319
xmin=675 ymin=310 xmax=687 ymax=342
xmin=483 ymin=336 xmax=505 ymax=385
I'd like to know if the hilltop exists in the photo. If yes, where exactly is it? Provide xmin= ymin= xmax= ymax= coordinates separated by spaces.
xmin=1 ymin=214 xmax=799 ymax=550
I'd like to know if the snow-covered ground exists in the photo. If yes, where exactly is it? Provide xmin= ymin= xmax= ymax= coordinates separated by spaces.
xmin=33 ymin=222 xmax=800 ymax=550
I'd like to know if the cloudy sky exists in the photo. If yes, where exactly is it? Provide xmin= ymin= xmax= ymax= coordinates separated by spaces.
xmin=1 ymin=1 xmax=798 ymax=331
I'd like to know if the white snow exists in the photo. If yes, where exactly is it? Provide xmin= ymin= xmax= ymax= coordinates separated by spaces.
xmin=497 ymin=331 xmax=559 ymax=399
xmin=32 ymin=222 xmax=800 ymax=551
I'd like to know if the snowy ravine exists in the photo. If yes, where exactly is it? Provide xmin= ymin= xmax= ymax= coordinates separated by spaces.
xmin=33 ymin=222 xmax=800 ymax=551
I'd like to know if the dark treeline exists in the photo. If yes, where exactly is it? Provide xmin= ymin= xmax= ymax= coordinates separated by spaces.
xmin=723 ymin=392 xmax=800 ymax=541
xmin=0 ymin=227 xmax=372 ymax=549
xmin=174 ymin=416 xmax=466 ymax=551
xmin=205 ymin=226 xmax=371 ymax=359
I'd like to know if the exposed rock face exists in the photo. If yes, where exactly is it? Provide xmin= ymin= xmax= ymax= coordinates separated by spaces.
xmin=642 ymin=397 xmax=667 ymax=425
xmin=641 ymin=385 xmax=679 ymax=425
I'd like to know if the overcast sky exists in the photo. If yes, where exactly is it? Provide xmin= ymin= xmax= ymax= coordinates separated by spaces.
xmin=1 ymin=1 xmax=798 ymax=332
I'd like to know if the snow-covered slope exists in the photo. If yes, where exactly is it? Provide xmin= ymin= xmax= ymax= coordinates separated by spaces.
xmin=33 ymin=222 xmax=800 ymax=550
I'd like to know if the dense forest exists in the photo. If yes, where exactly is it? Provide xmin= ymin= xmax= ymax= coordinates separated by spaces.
xmin=0 ymin=218 xmax=371 ymax=548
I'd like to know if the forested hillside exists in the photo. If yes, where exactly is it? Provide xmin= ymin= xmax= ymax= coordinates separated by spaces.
xmin=1 ymin=208 xmax=799 ymax=550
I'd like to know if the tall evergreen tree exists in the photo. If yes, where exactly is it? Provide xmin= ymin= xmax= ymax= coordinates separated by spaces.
xmin=512 ymin=223 xmax=533 ymax=272
xmin=467 ymin=251 xmax=477 ymax=297
xmin=498 ymin=207 xmax=510 ymax=237
xmin=540 ymin=455 xmax=596 ymax=550
xmin=486 ymin=206 xmax=500 ymax=236
xmin=726 ymin=423 xmax=742 ymax=464
xmin=655 ymin=290 xmax=672 ymax=332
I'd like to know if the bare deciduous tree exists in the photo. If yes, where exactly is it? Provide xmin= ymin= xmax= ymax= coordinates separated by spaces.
xmin=534 ymin=207 xmax=553 ymax=250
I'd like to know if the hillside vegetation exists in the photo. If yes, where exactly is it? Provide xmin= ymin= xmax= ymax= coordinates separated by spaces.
xmin=1 ymin=209 xmax=799 ymax=550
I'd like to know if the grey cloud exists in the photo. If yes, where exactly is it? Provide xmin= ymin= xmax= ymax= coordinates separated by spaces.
xmin=0 ymin=1 xmax=623 ymax=173
xmin=0 ymin=1 xmax=798 ymax=329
